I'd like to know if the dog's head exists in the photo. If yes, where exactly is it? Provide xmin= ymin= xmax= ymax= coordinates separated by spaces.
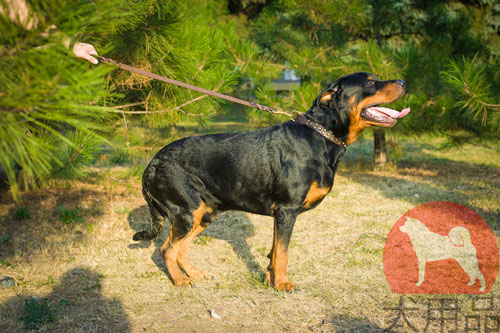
xmin=306 ymin=72 xmax=410 ymax=145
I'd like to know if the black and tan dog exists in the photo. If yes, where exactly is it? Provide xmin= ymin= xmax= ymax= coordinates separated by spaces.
xmin=133 ymin=72 xmax=410 ymax=291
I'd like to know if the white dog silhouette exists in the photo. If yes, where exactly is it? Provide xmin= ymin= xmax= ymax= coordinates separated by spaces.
xmin=399 ymin=217 xmax=485 ymax=292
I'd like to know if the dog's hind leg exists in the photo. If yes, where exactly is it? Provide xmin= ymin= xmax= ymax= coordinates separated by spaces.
xmin=159 ymin=212 xmax=194 ymax=287
xmin=160 ymin=202 xmax=214 ymax=286
xmin=176 ymin=202 xmax=215 ymax=280
xmin=177 ymin=226 xmax=210 ymax=280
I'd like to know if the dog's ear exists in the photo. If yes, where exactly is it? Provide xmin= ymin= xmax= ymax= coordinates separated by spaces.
xmin=319 ymin=82 xmax=341 ymax=105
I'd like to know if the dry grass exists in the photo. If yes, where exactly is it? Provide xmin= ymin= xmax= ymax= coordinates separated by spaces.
xmin=0 ymin=133 xmax=499 ymax=332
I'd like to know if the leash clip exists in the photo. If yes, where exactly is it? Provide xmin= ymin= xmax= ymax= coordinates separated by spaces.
xmin=97 ymin=56 xmax=119 ymax=65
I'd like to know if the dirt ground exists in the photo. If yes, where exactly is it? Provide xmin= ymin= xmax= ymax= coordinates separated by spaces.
xmin=1 ymin=139 xmax=499 ymax=332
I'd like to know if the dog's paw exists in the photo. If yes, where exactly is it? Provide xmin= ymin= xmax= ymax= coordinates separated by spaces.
xmin=415 ymin=281 xmax=423 ymax=287
xmin=275 ymin=281 xmax=296 ymax=292
xmin=173 ymin=277 xmax=194 ymax=288
xmin=187 ymin=270 xmax=211 ymax=281
xmin=133 ymin=231 xmax=152 ymax=241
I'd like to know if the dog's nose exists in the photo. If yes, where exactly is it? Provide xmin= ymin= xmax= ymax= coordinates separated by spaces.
xmin=397 ymin=80 xmax=406 ymax=88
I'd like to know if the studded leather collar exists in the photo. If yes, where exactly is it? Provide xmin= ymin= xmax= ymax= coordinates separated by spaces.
xmin=294 ymin=113 xmax=347 ymax=149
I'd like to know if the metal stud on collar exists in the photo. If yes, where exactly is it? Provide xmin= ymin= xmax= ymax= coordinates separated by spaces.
xmin=297 ymin=114 xmax=347 ymax=149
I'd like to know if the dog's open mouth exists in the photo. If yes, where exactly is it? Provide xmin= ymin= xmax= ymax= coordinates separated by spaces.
xmin=361 ymin=106 xmax=411 ymax=127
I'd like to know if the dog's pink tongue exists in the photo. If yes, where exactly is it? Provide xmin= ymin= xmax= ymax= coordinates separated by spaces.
xmin=367 ymin=107 xmax=410 ymax=119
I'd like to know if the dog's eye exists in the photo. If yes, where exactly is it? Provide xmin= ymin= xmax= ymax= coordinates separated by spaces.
xmin=366 ymin=80 xmax=375 ymax=88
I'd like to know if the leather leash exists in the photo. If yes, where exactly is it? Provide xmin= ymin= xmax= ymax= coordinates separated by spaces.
xmin=97 ymin=56 xmax=347 ymax=148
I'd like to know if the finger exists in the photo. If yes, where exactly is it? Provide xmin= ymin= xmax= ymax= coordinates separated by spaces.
xmin=82 ymin=54 xmax=99 ymax=65
xmin=87 ymin=45 xmax=98 ymax=56
xmin=73 ymin=43 xmax=99 ymax=64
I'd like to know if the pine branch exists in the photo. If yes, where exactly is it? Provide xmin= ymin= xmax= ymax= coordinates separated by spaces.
xmin=113 ymin=101 xmax=146 ymax=109
xmin=192 ymin=50 xmax=210 ymax=80
xmin=463 ymin=83 xmax=500 ymax=109
xmin=67 ymin=145 xmax=83 ymax=163
xmin=225 ymin=37 xmax=242 ymax=64
xmin=111 ymin=108 xmax=206 ymax=116
xmin=365 ymin=50 xmax=378 ymax=77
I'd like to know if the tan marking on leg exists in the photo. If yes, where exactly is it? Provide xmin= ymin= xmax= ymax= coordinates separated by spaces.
xmin=302 ymin=181 xmax=331 ymax=209
xmin=265 ymin=225 xmax=276 ymax=286
xmin=272 ymin=241 xmax=293 ymax=291
xmin=177 ymin=203 xmax=213 ymax=280
xmin=160 ymin=203 xmax=212 ymax=287
xmin=177 ymin=224 xmax=210 ymax=280
xmin=163 ymin=237 xmax=191 ymax=287
xmin=266 ymin=224 xmax=295 ymax=292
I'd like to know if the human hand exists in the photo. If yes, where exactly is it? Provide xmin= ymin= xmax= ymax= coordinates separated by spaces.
xmin=73 ymin=42 xmax=99 ymax=64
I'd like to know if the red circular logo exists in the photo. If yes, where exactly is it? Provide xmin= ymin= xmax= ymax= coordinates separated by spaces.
xmin=384 ymin=201 xmax=499 ymax=294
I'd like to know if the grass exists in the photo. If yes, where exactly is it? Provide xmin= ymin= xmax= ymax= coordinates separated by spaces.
xmin=13 ymin=206 xmax=31 ymax=221
xmin=20 ymin=298 xmax=57 ymax=330
xmin=0 ymin=259 xmax=11 ymax=267
xmin=57 ymin=205 xmax=83 ymax=224
xmin=0 ymin=112 xmax=499 ymax=332
xmin=193 ymin=235 xmax=214 ymax=245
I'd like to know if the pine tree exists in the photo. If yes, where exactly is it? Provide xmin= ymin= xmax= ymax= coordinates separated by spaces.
xmin=239 ymin=0 xmax=500 ymax=163
xmin=89 ymin=1 xmax=245 ymax=127
xmin=0 ymin=0 xmax=117 ymax=199
xmin=0 ymin=0 xmax=254 ymax=200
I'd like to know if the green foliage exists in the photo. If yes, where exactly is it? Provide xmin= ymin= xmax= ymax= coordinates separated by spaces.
xmin=13 ymin=206 xmax=31 ymax=221
xmin=0 ymin=0 xmax=119 ymax=199
xmin=442 ymin=57 xmax=500 ymax=133
xmin=244 ymin=0 xmax=500 ymax=144
xmin=20 ymin=298 xmax=57 ymax=330
xmin=48 ymin=131 xmax=103 ymax=183
xmin=57 ymin=205 xmax=83 ymax=224
xmin=0 ymin=259 xmax=11 ymax=267
xmin=93 ymin=0 xmax=244 ymax=128
xmin=1 ymin=0 xmax=498 ymax=198
xmin=0 ymin=0 xmax=253 ymax=200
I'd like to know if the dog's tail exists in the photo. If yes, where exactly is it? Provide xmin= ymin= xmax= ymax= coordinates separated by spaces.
xmin=448 ymin=226 xmax=472 ymax=247
xmin=133 ymin=161 xmax=166 ymax=241
xmin=132 ymin=191 xmax=165 ymax=241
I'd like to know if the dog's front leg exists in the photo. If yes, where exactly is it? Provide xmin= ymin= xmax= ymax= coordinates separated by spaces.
xmin=266 ymin=207 xmax=298 ymax=292
xmin=416 ymin=258 xmax=426 ymax=287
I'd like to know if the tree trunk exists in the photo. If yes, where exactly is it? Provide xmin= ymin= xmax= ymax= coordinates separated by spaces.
xmin=373 ymin=128 xmax=387 ymax=167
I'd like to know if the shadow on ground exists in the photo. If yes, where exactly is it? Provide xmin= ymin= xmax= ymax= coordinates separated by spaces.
xmin=0 ymin=189 xmax=108 ymax=261
xmin=127 ymin=205 xmax=264 ymax=282
xmin=0 ymin=267 xmax=130 ymax=332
